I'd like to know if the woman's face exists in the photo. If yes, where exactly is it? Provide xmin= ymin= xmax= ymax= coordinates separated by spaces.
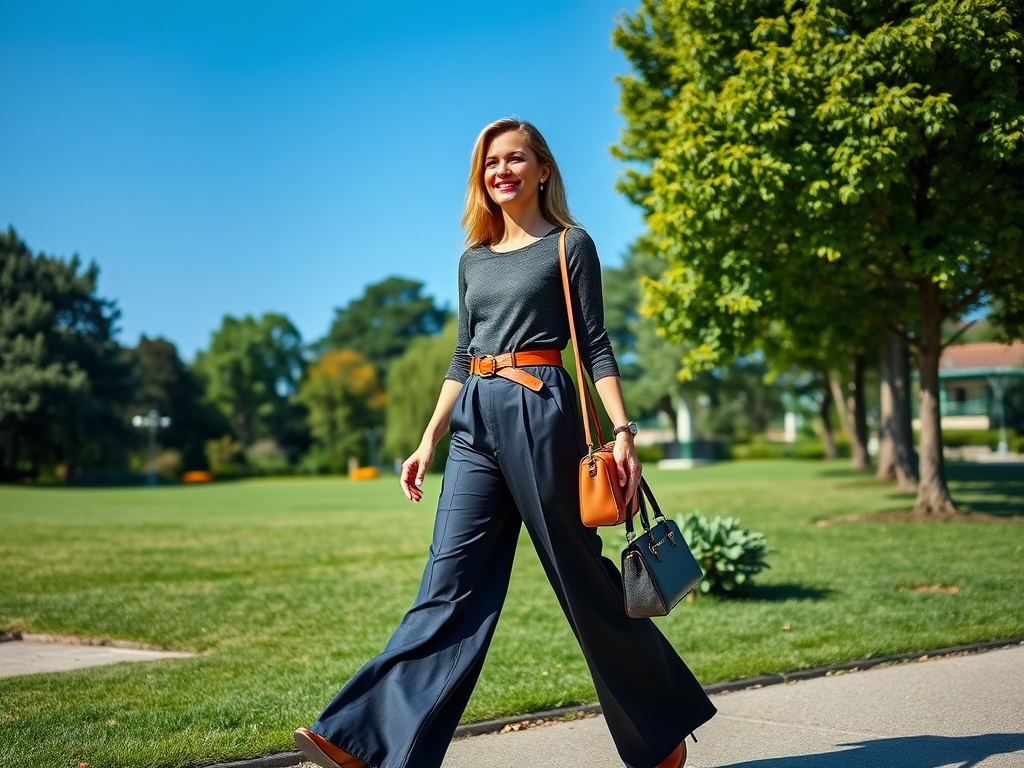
xmin=483 ymin=130 xmax=549 ymax=210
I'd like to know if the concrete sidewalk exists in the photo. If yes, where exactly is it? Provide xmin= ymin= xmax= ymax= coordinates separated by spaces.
xmin=435 ymin=645 xmax=1024 ymax=768
xmin=0 ymin=638 xmax=193 ymax=678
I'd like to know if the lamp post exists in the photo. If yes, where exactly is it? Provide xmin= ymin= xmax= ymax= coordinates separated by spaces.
xmin=132 ymin=409 xmax=171 ymax=485
xmin=987 ymin=368 xmax=1010 ymax=456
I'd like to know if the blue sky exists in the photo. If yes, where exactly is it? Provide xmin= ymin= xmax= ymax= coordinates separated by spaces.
xmin=0 ymin=0 xmax=645 ymax=361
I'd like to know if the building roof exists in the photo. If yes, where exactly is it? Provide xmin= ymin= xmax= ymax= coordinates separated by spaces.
xmin=940 ymin=341 xmax=1024 ymax=375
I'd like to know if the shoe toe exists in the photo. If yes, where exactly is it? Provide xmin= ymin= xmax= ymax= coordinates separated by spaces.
xmin=293 ymin=728 xmax=366 ymax=768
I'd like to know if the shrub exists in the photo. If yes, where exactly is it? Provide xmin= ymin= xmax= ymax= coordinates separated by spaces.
xmin=153 ymin=449 xmax=183 ymax=481
xmin=1012 ymin=435 xmax=1024 ymax=455
xmin=634 ymin=444 xmax=667 ymax=463
xmin=677 ymin=512 xmax=771 ymax=597
xmin=922 ymin=429 xmax=1018 ymax=449
xmin=733 ymin=438 xmax=851 ymax=460
xmin=245 ymin=439 xmax=291 ymax=476
xmin=791 ymin=442 xmax=826 ymax=460
xmin=205 ymin=436 xmax=245 ymax=478
xmin=732 ymin=441 xmax=787 ymax=460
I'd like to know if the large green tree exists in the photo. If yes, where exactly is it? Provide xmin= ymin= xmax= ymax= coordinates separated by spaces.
xmin=614 ymin=0 xmax=1024 ymax=514
xmin=296 ymin=348 xmax=385 ymax=472
xmin=124 ymin=336 xmax=227 ymax=471
xmin=0 ymin=227 xmax=134 ymax=479
xmin=193 ymin=313 xmax=308 ymax=454
xmin=323 ymin=276 xmax=449 ymax=379
xmin=383 ymin=320 xmax=458 ymax=471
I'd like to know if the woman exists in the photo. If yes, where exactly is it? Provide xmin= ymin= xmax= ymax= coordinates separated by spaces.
xmin=294 ymin=118 xmax=716 ymax=768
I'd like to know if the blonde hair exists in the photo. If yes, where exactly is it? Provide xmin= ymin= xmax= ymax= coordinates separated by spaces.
xmin=461 ymin=118 xmax=577 ymax=247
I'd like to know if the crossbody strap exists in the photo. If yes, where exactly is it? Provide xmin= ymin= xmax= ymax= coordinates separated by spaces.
xmin=558 ymin=227 xmax=604 ymax=450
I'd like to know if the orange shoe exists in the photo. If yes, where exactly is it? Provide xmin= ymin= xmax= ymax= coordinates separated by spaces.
xmin=656 ymin=740 xmax=687 ymax=768
xmin=293 ymin=728 xmax=367 ymax=768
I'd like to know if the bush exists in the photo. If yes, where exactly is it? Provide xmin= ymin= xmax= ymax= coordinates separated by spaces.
xmin=923 ymin=429 xmax=1018 ymax=449
xmin=153 ymin=449 xmax=183 ymax=481
xmin=205 ymin=436 xmax=245 ymax=478
xmin=731 ymin=441 xmax=787 ymax=460
xmin=1012 ymin=435 xmax=1024 ymax=455
xmin=791 ymin=442 xmax=826 ymax=460
xmin=677 ymin=512 xmax=771 ymax=597
xmin=297 ymin=447 xmax=332 ymax=475
xmin=634 ymin=444 xmax=667 ymax=463
xmin=732 ymin=438 xmax=851 ymax=460
xmin=245 ymin=439 xmax=291 ymax=476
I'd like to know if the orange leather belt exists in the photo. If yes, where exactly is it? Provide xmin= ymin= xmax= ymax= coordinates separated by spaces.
xmin=469 ymin=349 xmax=563 ymax=392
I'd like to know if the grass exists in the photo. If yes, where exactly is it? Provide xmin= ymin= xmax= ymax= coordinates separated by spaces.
xmin=1 ymin=461 xmax=1022 ymax=768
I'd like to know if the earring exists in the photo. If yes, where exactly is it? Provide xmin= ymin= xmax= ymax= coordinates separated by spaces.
xmin=540 ymin=180 xmax=545 ymax=192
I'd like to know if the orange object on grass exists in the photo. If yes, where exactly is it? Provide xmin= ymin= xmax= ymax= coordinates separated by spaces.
xmin=349 ymin=467 xmax=380 ymax=481
xmin=182 ymin=470 xmax=214 ymax=483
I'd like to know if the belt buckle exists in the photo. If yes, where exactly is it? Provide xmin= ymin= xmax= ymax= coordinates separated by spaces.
xmin=477 ymin=354 xmax=498 ymax=378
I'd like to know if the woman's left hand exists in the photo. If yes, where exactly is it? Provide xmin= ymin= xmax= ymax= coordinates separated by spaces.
xmin=614 ymin=433 xmax=642 ymax=503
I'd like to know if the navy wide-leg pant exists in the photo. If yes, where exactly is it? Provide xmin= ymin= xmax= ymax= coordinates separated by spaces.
xmin=310 ymin=366 xmax=716 ymax=768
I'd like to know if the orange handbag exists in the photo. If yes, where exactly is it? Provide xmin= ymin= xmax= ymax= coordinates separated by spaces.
xmin=558 ymin=228 xmax=640 ymax=527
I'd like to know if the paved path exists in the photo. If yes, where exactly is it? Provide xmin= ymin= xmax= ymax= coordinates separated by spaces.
xmin=0 ymin=640 xmax=192 ymax=678
xmin=436 ymin=645 xmax=1024 ymax=768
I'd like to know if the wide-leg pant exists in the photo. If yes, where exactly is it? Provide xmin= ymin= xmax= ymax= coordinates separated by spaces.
xmin=310 ymin=366 xmax=717 ymax=768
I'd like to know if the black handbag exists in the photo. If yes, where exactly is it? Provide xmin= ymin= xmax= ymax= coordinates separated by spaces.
xmin=621 ymin=478 xmax=704 ymax=618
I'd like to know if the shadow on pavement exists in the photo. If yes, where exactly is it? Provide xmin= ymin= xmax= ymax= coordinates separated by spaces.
xmin=713 ymin=733 xmax=1024 ymax=768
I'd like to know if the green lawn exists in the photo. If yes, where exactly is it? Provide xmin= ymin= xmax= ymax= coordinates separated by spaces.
xmin=1 ymin=461 xmax=1022 ymax=768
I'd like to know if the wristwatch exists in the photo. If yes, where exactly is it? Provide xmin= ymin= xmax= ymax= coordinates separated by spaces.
xmin=612 ymin=420 xmax=638 ymax=437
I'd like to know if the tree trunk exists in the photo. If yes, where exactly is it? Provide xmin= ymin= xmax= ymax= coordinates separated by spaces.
xmin=890 ymin=329 xmax=919 ymax=490
xmin=819 ymin=375 xmax=836 ymax=460
xmin=875 ymin=334 xmax=896 ymax=481
xmin=847 ymin=353 xmax=870 ymax=470
xmin=914 ymin=282 xmax=957 ymax=515
xmin=875 ymin=330 xmax=919 ymax=489
xmin=829 ymin=373 xmax=850 ymax=437
xmin=658 ymin=395 xmax=677 ymax=432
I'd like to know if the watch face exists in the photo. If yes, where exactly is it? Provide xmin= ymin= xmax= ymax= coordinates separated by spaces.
xmin=628 ymin=421 xmax=638 ymax=434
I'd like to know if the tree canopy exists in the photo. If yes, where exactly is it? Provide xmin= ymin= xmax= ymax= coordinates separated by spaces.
xmin=384 ymin=320 xmax=458 ymax=471
xmin=193 ymin=313 xmax=308 ymax=453
xmin=0 ymin=227 xmax=133 ymax=478
xmin=323 ymin=276 xmax=449 ymax=378
xmin=614 ymin=0 xmax=1024 ymax=514
xmin=124 ymin=336 xmax=227 ymax=471
xmin=297 ymin=348 xmax=385 ymax=472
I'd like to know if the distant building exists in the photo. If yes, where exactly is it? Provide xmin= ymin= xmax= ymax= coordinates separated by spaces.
xmin=931 ymin=341 xmax=1024 ymax=430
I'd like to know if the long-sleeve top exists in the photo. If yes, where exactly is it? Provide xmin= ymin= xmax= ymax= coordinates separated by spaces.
xmin=444 ymin=226 xmax=620 ymax=385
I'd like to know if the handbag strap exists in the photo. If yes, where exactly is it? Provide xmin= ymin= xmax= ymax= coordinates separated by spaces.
xmin=558 ymin=228 xmax=604 ymax=450
xmin=624 ymin=478 xmax=666 ymax=543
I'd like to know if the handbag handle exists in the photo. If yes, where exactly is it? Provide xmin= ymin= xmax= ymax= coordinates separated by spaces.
xmin=624 ymin=478 xmax=667 ymax=543
xmin=558 ymin=228 xmax=605 ymax=451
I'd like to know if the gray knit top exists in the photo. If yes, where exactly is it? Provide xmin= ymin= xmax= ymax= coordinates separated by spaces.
xmin=444 ymin=227 xmax=620 ymax=385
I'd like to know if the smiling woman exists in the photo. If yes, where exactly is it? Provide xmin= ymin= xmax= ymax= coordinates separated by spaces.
xmin=291 ymin=118 xmax=713 ymax=768
xmin=462 ymin=118 xmax=576 ymax=250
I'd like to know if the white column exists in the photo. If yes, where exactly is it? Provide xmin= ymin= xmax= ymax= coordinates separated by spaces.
xmin=784 ymin=411 xmax=797 ymax=443
xmin=676 ymin=399 xmax=693 ymax=444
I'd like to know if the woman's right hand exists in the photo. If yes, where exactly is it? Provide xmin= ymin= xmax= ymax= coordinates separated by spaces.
xmin=400 ymin=442 xmax=435 ymax=502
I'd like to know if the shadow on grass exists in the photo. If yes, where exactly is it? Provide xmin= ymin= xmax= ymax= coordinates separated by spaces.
xmin=714 ymin=733 xmax=1024 ymax=768
xmin=945 ymin=463 xmax=1024 ymax=518
xmin=816 ymin=462 xmax=1023 ymax=520
xmin=747 ymin=584 xmax=834 ymax=602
